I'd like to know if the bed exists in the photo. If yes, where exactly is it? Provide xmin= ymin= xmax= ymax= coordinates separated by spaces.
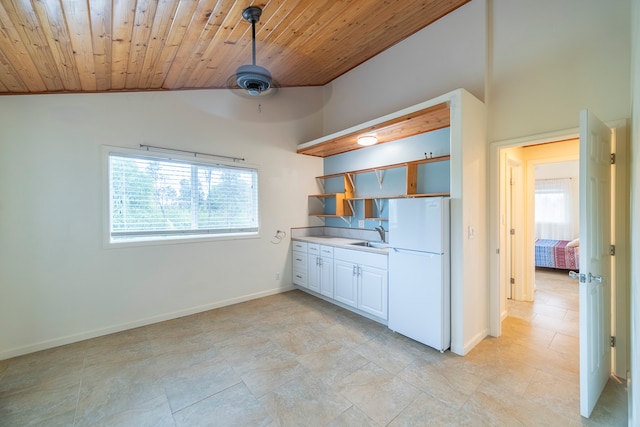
xmin=534 ymin=239 xmax=580 ymax=270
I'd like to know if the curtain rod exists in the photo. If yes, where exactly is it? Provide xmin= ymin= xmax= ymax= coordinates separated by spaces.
xmin=139 ymin=144 xmax=245 ymax=162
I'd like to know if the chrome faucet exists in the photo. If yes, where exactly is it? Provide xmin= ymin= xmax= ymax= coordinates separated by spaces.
xmin=374 ymin=226 xmax=385 ymax=242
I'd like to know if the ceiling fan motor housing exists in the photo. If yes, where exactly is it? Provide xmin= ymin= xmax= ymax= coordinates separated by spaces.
xmin=236 ymin=64 xmax=272 ymax=96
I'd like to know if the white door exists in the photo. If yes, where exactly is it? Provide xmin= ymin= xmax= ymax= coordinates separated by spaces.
xmin=578 ymin=109 xmax=612 ymax=418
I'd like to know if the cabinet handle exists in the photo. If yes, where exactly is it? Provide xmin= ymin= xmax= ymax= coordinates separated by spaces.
xmin=319 ymin=258 xmax=323 ymax=266
xmin=296 ymin=257 xmax=302 ymax=262
xmin=353 ymin=265 xmax=357 ymax=276
xmin=358 ymin=266 xmax=362 ymax=276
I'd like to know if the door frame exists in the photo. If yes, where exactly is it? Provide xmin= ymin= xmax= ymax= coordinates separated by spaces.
xmin=488 ymin=121 xmax=629 ymax=379
xmin=505 ymin=157 xmax=524 ymax=301
xmin=489 ymin=127 xmax=579 ymax=334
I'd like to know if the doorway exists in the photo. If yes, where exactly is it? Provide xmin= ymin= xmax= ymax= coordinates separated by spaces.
xmin=498 ymin=139 xmax=579 ymax=321
xmin=488 ymin=121 xmax=630 ymax=409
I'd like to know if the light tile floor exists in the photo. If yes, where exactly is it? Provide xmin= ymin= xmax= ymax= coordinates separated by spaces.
xmin=0 ymin=270 xmax=628 ymax=426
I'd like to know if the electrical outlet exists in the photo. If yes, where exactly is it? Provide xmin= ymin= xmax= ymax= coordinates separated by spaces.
xmin=358 ymin=220 xmax=365 ymax=228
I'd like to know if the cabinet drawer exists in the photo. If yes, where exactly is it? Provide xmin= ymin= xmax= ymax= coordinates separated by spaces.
xmin=334 ymin=248 xmax=387 ymax=269
xmin=293 ymin=269 xmax=307 ymax=287
xmin=292 ymin=240 xmax=308 ymax=252
xmin=320 ymin=245 xmax=334 ymax=257
xmin=292 ymin=251 xmax=307 ymax=271
xmin=308 ymin=243 xmax=320 ymax=255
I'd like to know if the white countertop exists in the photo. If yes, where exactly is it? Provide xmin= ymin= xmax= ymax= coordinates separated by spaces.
xmin=292 ymin=236 xmax=389 ymax=254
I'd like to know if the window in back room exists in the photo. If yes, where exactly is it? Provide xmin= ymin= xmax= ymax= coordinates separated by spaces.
xmin=534 ymin=161 xmax=579 ymax=242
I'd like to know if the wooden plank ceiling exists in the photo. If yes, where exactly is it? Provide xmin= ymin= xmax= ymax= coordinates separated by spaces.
xmin=0 ymin=0 xmax=470 ymax=95
xmin=297 ymin=102 xmax=451 ymax=157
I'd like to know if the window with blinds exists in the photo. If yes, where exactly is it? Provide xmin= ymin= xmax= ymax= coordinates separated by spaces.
xmin=107 ymin=150 xmax=259 ymax=243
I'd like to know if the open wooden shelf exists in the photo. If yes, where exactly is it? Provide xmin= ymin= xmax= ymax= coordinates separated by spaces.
xmin=310 ymin=155 xmax=450 ymax=219
xmin=309 ymin=193 xmax=353 ymax=217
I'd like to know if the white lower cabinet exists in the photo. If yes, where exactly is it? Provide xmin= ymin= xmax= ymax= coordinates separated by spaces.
xmin=334 ymin=259 xmax=358 ymax=308
xmin=293 ymin=241 xmax=388 ymax=322
xmin=308 ymin=256 xmax=334 ymax=297
xmin=358 ymin=265 xmax=388 ymax=319
xmin=306 ymin=244 xmax=335 ymax=297
xmin=292 ymin=241 xmax=308 ymax=288
xmin=319 ymin=255 xmax=334 ymax=298
xmin=334 ymin=248 xmax=388 ymax=320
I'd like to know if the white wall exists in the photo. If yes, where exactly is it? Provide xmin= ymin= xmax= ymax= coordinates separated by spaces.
xmin=321 ymin=0 xmax=486 ymax=134
xmin=0 ymin=88 xmax=324 ymax=359
xmin=489 ymin=0 xmax=631 ymax=141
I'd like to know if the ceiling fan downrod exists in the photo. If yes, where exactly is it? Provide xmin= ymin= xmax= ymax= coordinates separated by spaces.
xmin=235 ymin=6 xmax=272 ymax=96
xmin=243 ymin=6 xmax=261 ymax=66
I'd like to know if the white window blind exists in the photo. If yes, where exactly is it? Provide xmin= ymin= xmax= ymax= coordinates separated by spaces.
xmin=108 ymin=151 xmax=258 ymax=242
xmin=534 ymin=178 xmax=573 ymax=240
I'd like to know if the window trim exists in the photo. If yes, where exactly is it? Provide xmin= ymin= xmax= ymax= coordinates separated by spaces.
xmin=102 ymin=145 xmax=261 ymax=248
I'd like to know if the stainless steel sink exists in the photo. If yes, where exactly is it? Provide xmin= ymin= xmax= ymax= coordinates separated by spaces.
xmin=349 ymin=241 xmax=389 ymax=248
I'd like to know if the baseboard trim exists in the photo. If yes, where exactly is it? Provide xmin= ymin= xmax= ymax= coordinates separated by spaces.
xmin=0 ymin=285 xmax=296 ymax=361
xmin=451 ymin=328 xmax=490 ymax=356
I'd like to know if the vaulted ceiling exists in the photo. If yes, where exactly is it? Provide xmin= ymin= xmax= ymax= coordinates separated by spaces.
xmin=0 ymin=0 xmax=470 ymax=95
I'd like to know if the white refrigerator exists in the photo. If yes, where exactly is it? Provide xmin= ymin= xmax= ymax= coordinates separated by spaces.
xmin=388 ymin=197 xmax=450 ymax=352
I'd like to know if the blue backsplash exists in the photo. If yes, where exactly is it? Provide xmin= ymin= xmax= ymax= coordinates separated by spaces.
xmin=322 ymin=127 xmax=451 ymax=229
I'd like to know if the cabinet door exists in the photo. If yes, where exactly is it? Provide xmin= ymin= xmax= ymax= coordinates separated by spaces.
xmin=319 ymin=256 xmax=334 ymax=298
xmin=334 ymin=260 xmax=357 ymax=308
xmin=307 ymin=254 xmax=321 ymax=292
xmin=358 ymin=265 xmax=388 ymax=319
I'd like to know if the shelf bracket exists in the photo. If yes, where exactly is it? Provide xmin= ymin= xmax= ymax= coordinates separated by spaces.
xmin=374 ymin=169 xmax=385 ymax=189
xmin=315 ymin=177 xmax=325 ymax=193
xmin=374 ymin=198 xmax=383 ymax=216
xmin=339 ymin=216 xmax=352 ymax=226
xmin=346 ymin=199 xmax=356 ymax=215
xmin=345 ymin=172 xmax=356 ymax=194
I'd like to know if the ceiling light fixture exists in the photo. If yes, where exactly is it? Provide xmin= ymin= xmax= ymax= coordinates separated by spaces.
xmin=357 ymin=135 xmax=378 ymax=146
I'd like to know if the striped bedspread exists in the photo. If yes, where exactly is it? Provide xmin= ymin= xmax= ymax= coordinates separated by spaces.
xmin=534 ymin=239 xmax=580 ymax=270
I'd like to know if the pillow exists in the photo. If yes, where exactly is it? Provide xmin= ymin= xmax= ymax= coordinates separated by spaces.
xmin=567 ymin=238 xmax=579 ymax=247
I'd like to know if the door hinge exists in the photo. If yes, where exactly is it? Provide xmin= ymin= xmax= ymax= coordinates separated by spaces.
xmin=510 ymin=277 xmax=515 ymax=284
xmin=610 ymin=336 xmax=616 ymax=347
xmin=610 ymin=153 xmax=616 ymax=164
xmin=610 ymin=245 xmax=615 ymax=256
xmin=510 ymin=229 xmax=515 ymax=235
